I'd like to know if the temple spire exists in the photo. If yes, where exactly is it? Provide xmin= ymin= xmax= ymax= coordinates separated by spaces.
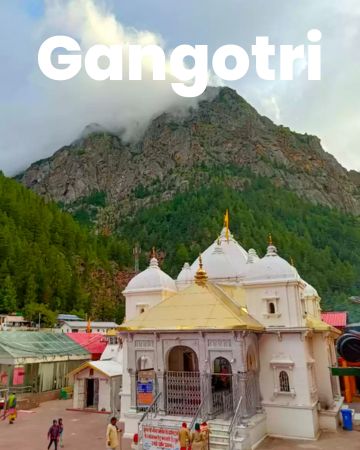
xmin=149 ymin=247 xmax=159 ymax=267
xmin=266 ymin=234 xmax=278 ymax=256
xmin=195 ymin=254 xmax=208 ymax=285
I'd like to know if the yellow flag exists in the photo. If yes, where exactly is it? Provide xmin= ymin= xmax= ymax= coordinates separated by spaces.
xmin=224 ymin=209 xmax=229 ymax=241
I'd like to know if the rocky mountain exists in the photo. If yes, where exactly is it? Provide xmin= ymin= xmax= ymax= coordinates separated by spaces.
xmin=18 ymin=86 xmax=360 ymax=215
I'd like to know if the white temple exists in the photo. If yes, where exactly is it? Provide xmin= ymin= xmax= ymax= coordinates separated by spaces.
xmin=118 ymin=215 xmax=343 ymax=450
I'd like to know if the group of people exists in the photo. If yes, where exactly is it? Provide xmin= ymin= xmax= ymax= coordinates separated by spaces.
xmin=47 ymin=418 xmax=64 ymax=449
xmin=178 ymin=421 xmax=210 ymax=450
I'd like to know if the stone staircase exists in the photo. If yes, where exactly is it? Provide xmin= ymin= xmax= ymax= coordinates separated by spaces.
xmin=207 ymin=418 xmax=251 ymax=450
xmin=140 ymin=414 xmax=253 ymax=450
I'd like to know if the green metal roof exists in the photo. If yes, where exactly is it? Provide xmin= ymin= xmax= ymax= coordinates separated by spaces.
xmin=330 ymin=367 xmax=360 ymax=376
xmin=0 ymin=332 xmax=90 ymax=360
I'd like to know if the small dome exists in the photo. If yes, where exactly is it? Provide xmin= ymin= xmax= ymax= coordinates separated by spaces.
xmin=189 ymin=227 xmax=248 ymax=280
xmin=177 ymin=262 xmax=193 ymax=283
xmin=303 ymin=281 xmax=319 ymax=298
xmin=124 ymin=257 xmax=177 ymax=293
xmin=247 ymin=248 xmax=260 ymax=264
xmin=244 ymin=244 xmax=300 ymax=283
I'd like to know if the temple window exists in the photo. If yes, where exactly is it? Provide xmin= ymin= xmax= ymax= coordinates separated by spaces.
xmin=279 ymin=371 xmax=290 ymax=392
xmin=136 ymin=304 xmax=148 ymax=315
xmin=270 ymin=357 xmax=295 ymax=397
xmin=263 ymin=297 xmax=280 ymax=317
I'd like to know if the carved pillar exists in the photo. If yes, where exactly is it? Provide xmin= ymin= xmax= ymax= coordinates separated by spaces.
xmin=157 ymin=371 xmax=166 ymax=413
xmin=129 ymin=369 xmax=137 ymax=411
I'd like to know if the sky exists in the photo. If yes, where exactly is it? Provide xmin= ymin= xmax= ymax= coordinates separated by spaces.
xmin=0 ymin=0 xmax=359 ymax=175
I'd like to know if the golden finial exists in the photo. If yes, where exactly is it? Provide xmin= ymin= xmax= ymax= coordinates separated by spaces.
xmin=217 ymin=236 xmax=221 ymax=246
xmin=290 ymin=257 xmax=295 ymax=267
xmin=224 ymin=209 xmax=230 ymax=241
xmin=195 ymin=253 xmax=208 ymax=285
xmin=268 ymin=233 xmax=273 ymax=245
xmin=86 ymin=317 xmax=91 ymax=333
xmin=151 ymin=246 xmax=156 ymax=258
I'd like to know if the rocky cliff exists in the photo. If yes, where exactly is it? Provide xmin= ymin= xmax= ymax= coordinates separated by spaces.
xmin=18 ymin=87 xmax=360 ymax=215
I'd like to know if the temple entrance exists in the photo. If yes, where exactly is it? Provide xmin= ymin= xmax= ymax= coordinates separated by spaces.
xmin=166 ymin=346 xmax=200 ymax=416
xmin=211 ymin=357 xmax=233 ymax=416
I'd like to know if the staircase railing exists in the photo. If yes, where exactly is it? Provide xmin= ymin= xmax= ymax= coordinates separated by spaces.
xmin=228 ymin=396 xmax=243 ymax=450
xmin=189 ymin=397 xmax=208 ymax=431
xmin=138 ymin=392 xmax=162 ymax=447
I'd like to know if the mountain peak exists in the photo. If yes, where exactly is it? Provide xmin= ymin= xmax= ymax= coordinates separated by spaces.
xmin=17 ymin=88 xmax=360 ymax=215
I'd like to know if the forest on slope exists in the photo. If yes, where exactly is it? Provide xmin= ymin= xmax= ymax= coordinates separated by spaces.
xmin=0 ymin=173 xmax=130 ymax=325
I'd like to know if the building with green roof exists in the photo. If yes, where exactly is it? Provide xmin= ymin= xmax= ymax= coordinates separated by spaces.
xmin=0 ymin=332 xmax=90 ymax=392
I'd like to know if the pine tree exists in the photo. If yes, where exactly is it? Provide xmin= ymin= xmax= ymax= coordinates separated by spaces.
xmin=0 ymin=275 xmax=17 ymax=313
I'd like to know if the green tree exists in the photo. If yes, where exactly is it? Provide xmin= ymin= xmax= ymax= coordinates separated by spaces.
xmin=0 ymin=275 xmax=17 ymax=313
xmin=23 ymin=303 xmax=57 ymax=328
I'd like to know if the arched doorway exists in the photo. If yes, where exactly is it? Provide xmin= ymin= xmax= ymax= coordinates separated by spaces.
xmin=212 ymin=357 xmax=233 ymax=416
xmin=168 ymin=346 xmax=199 ymax=372
xmin=166 ymin=346 xmax=200 ymax=415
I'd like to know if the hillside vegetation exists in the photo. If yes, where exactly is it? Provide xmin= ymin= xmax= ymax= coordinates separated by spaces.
xmin=0 ymin=173 xmax=130 ymax=324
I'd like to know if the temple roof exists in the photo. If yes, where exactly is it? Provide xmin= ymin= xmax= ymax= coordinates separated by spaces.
xmin=305 ymin=316 xmax=341 ymax=334
xmin=186 ymin=227 xmax=248 ymax=282
xmin=124 ymin=255 xmax=176 ymax=294
xmin=119 ymin=281 xmax=264 ymax=332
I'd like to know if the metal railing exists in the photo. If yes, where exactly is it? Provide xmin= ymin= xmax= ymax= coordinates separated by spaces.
xmin=228 ymin=396 xmax=243 ymax=450
xmin=212 ymin=390 xmax=233 ymax=417
xmin=189 ymin=397 xmax=208 ymax=431
xmin=139 ymin=392 xmax=162 ymax=425
xmin=138 ymin=392 xmax=162 ymax=447
xmin=8 ymin=386 xmax=33 ymax=396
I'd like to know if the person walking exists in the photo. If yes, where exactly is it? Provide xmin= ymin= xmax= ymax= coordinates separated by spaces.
xmin=48 ymin=419 xmax=60 ymax=450
xmin=178 ymin=422 xmax=191 ymax=450
xmin=191 ymin=423 xmax=205 ymax=450
xmin=7 ymin=392 xmax=17 ymax=424
xmin=106 ymin=417 xmax=119 ymax=450
xmin=58 ymin=418 xmax=64 ymax=448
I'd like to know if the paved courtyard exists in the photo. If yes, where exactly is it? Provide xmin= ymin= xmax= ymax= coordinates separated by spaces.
xmin=2 ymin=399 xmax=360 ymax=450
xmin=0 ymin=399 xmax=109 ymax=450
xmin=258 ymin=430 xmax=360 ymax=450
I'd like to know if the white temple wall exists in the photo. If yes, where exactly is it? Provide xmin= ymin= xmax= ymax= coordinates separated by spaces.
xmin=312 ymin=333 xmax=339 ymax=408
xmin=259 ymin=332 xmax=315 ymax=407
xmin=264 ymin=403 xmax=319 ymax=439
xmin=243 ymin=282 xmax=306 ymax=329
xmin=124 ymin=290 xmax=175 ymax=322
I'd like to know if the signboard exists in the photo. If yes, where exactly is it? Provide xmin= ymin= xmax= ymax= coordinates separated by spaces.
xmin=137 ymin=370 xmax=155 ymax=408
xmin=143 ymin=426 xmax=180 ymax=450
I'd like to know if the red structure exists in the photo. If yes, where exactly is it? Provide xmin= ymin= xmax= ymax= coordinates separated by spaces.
xmin=321 ymin=312 xmax=347 ymax=330
xmin=66 ymin=333 xmax=108 ymax=360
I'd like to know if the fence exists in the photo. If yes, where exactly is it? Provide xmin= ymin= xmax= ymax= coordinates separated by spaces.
xmin=163 ymin=371 xmax=260 ymax=419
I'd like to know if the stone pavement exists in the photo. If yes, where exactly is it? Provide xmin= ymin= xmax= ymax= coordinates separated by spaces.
xmin=0 ymin=399 xmax=110 ymax=450
xmin=2 ymin=399 xmax=360 ymax=450
xmin=258 ymin=430 xmax=360 ymax=450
